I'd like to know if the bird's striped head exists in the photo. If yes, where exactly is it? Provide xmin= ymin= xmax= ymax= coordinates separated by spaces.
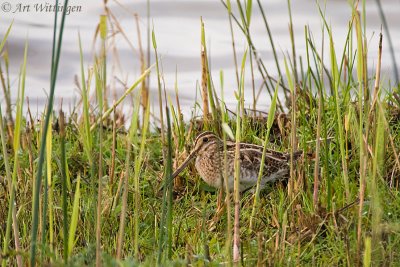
xmin=193 ymin=131 xmax=221 ymax=155
xmin=171 ymin=131 xmax=220 ymax=179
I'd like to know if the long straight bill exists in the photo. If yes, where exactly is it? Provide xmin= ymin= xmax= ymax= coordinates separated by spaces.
xmin=171 ymin=150 xmax=197 ymax=179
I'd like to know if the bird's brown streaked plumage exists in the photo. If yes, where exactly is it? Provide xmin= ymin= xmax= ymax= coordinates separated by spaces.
xmin=172 ymin=131 xmax=302 ymax=192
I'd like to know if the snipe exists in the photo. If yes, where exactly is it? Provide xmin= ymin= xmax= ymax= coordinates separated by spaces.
xmin=172 ymin=131 xmax=302 ymax=192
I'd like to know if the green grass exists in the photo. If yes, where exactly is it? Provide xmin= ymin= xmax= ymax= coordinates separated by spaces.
xmin=1 ymin=1 xmax=400 ymax=266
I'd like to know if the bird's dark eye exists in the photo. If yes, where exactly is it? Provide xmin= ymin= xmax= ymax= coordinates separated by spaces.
xmin=203 ymin=137 xmax=209 ymax=143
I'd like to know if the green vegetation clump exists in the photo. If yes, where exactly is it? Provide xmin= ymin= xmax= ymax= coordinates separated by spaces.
xmin=1 ymin=1 xmax=400 ymax=266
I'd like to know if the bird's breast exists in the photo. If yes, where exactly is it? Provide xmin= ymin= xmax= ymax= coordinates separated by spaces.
xmin=195 ymin=153 xmax=224 ymax=189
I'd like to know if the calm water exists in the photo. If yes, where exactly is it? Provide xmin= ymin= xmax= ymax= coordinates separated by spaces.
xmin=2 ymin=0 xmax=400 ymax=116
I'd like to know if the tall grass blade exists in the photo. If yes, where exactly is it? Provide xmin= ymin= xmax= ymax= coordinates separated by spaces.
xmin=157 ymin=91 xmax=175 ymax=262
xmin=370 ymin=101 xmax=384 ymax=263
xmin=78 ymin=33 xmax=93 ymax=164
xmin=2 ymin=39 xmax=27 ymax=267
xmin=30 ymin=1 xmax=69 ymax=265
xmin=0 ymin=105 xmax=20 ymax=267
xmin=283 ymin=56 xmax=297 ymax=198
xmin=45 ymin=114 xmax=54 ymax=257
xmin=59 ymin=109 xmax=68 ymax=263
xmin=95 ymin=14 xmax=107 ymax=266
xmin=363 ymin=237 xmax=371 ymax=267
xmin=374 ymin=0 xmax=399 ymax=86
xmin=200 ymin=18 xmax=210 ymax=125
xmin=233 ymin=48 xmax=247 ymax=264
xmin=200 ymin=19 xmax=219 ymax=126
xmin=220 ymin=70 xmax=233 ymax=265
xmin=0 ymin=22 xmax=13 ymax=53
xmin=152 ymin=28 xmax=166 ymax=163
xmin=134 ymin=98 xmax=151 ymax=258
xmin=116 ymin=95 xmax=141 ymax=259
xmin=287 ymin=0 xmax=298 ymax=85
xmin=245 ymin=0 xmax=252 ymax=26
xmin=0 ymin=103 xmax=23 ymax=267
xmin=40 ymin=117 xmax=48 ymax=263
xmin=226 ymin=0 xmax=240 ymax=88
xmin=68 ymin=174 xmax=81 ymax=256
xmin=328 ymin=26 xmax=350 ymax=200
xmin=165 ymin=106 xmax=174 ymax=260
xmin=354 ymin=9 xmax=367 ymax=264
xmin=249 ymin=80 xmax=279 ymax=230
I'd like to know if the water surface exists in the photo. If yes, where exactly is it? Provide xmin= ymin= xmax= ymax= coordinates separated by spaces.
xmin=2 ymin=0 xmax=399 ymax=116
